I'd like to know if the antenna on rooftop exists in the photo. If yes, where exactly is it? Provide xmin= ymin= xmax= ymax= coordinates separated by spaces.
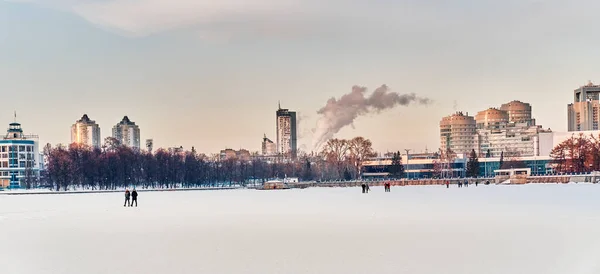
xmin=14 ymin=111 xmax=16 ymax=123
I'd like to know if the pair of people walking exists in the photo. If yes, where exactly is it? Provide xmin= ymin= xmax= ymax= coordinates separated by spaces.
xmin=124 ymin=189 xmax=138 ymax=207
xmin=384 ymin=182 xmax=391 ymax=192
xmin=361 ymin=183 xmax=370 ymax=193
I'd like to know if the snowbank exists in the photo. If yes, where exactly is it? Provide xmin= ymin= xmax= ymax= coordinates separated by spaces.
xmin=1 ymin=184 xmax=599 ymax=274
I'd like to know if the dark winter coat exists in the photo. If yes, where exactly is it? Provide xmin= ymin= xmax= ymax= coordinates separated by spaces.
xmin=125 ymin=191 xmax=131 ymax=199
xmin=132 ymin=191 xmax=138 ymax=199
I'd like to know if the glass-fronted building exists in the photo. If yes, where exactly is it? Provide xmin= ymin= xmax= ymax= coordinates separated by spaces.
xmin=361 ymin=154 xmax=553 ymax=179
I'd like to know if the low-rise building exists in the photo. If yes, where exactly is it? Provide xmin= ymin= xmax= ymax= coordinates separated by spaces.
xmin=262 ymin=134 xmax=276 ymax=156
xmin=361 ymin=153 xmax=553 ymax=179
xmin=0 ymin=122 xmax=42 ymax=189
xmin=219 ymin=149 xmax=251 ymax=162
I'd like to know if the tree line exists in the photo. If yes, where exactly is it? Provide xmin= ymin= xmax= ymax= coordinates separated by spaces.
xmin=550 ymin=133 xmax=600 ymax=173
xmin=40 ymin=136 xmax=382 ymax=191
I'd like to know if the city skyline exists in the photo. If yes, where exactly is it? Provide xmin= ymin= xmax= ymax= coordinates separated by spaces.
xmin=4 ymin=0 xmax=600 ymax=153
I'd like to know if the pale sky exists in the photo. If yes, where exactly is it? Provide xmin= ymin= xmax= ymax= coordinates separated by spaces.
xmin=2 ymin=0 xmax=600 ymax=154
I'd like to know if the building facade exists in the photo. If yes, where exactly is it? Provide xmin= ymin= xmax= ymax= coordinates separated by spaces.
xmin=440 ymin=112 xmax=478 ymax=155
xmin=568 ymin=82 xmax=600 ymax=131
xmin=262 ymin=134 xmax=276 ymax=155
xmin=500 ymin=100 xmax=535 ymax=126
xmin=0 ymin=122 xmax=42 ymax=188
xmin=477 ymin=123 xmax=548 ymax=158
xmin=146 ymin=139 xmax=153 ymax=153
xmin=71 ymin=114 xmax=101 ymax=148
xmin=276 ymin=104 xmax=297 ymax=158
xmin=475 ymin=108 xmax=509 ymax=130
xmin=443 ymin=101 xmax=549 ymax=158
xmin=112 ymin=116 xmax=141 ymax=149
xmin=361 ymin=154 xmax=552 ymax=179
xmin=219 ymin=149 xmax=251 ymax=162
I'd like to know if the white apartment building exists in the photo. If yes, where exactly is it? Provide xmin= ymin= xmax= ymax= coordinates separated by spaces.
xmin=568 ymin=81 xmax=600 ymax=131
xmin=0 ymin=122 xmax=42 ymax=189
xmin=112 ymin=116 xmax=141 ymax=149
xmin=71 ymin=114 xmax=101 ymax=148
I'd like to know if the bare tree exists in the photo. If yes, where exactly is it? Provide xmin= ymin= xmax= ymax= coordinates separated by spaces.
xmin=348 ymin=137 xmax=377 ymax=179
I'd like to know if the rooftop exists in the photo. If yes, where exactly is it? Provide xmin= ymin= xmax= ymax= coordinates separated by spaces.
xmin=117 ymin=116 xmax=136 ymax=125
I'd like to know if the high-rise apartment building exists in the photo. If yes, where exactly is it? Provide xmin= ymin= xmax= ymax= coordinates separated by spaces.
xmin=568 ymin=82 xmax=600 ymax=131
xmin=112 ymin=116 xmax=140 ymax=149
xmin=276 ymin=104 xmax=297 ymax=158
xmin=71 ymin=114 xmax=101 ymax=148
xmin=440 ymin=112 xmax=478 ymax=155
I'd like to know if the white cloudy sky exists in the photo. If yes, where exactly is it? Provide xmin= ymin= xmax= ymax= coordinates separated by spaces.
xmin=2 ymin=0 xmax=600 ymax=153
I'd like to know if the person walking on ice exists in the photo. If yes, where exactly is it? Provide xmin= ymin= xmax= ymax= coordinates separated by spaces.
xmin=124 ymin=189 xmax=131 ymax=207
xmin=131 ymin=189 xmax=138 ymax=207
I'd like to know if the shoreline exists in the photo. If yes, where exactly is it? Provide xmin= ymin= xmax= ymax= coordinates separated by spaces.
xmin=0 ymin=187 xmax=242 ymax=195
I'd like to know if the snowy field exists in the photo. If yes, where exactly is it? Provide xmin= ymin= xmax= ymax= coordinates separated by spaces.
xmin=1 ymin=184 xmax=600 ymax=274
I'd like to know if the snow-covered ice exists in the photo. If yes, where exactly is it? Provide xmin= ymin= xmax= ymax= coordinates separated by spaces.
xmin=1 ymin=184 xmax=600 ymax=274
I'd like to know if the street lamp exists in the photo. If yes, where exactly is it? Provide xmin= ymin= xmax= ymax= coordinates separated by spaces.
xmin=484 ymin=154 xmax=488 ymax=178
xmin=404 ymin=149 xmax=411 ymax=180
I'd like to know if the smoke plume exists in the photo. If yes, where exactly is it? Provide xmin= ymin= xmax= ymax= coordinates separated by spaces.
xmin=312 ymin=85 xmax=431 ymax=150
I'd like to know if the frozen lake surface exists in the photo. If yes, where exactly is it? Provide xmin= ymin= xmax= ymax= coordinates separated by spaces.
xmin=2 ymin=184 xmax=600 ymax=274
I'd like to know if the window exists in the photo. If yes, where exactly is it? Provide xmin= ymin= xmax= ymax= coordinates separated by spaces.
xmin=19 ymin=154 xmax=26 ymax=160
xmin=26 ymin=146 xmax=32 ymax=152
xmin=2 ymin=161 xmax=7 ymax=168
xmin=0 ymin=146 xmax=5 ymax=152
xmin=19 ymin=146 xmax=25 ymax=152
xmin=19 ymin=161 xmax=26 ymax=168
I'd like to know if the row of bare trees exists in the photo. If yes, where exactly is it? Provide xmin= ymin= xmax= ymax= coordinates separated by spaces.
xmin=41 ymin=136 xmax=378 ymax=190
xmin=550 ymin=133 xmax=600 ymax=173
xmin=319 ymin=137 xmax=377 ymax=180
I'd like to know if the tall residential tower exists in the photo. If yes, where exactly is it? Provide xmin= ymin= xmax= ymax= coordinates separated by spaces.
xmin=440 ymin=112 xmax=478 ymax=155
xmin=568 ymin=81 xmax=600 ymax=131
xmin=71 ymin=114 xmax=101 ymax=148
xmin=112 ymin=116 xmax=141 ymax=149
xmin=276 ymin=103 xmax=297 ymax=159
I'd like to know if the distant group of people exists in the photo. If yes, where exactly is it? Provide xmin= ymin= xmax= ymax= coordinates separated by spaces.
xmin=446 ymin=180 xmax=492 ymax=188
xmin=124 ymin=189 xmax=138 ymax=207
xmin=360 ymin=182 xmax=394 ymax=193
